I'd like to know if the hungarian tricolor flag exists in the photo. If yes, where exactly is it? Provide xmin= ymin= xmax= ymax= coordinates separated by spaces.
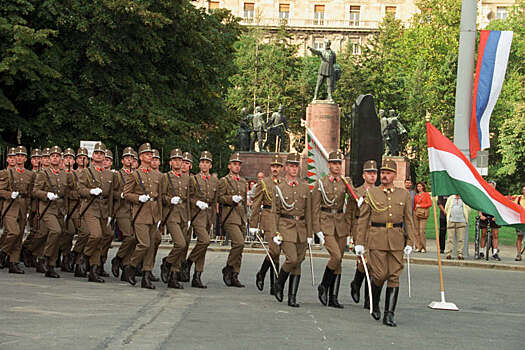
xmin=427 ymin=122 xmax=525 ymax=229
xmin=306 ymin=126 xmax=328 ymax=190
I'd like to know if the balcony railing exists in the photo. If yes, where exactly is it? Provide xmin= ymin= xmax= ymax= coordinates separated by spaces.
xmin=239 ymin=17 xmax=380 ymax=29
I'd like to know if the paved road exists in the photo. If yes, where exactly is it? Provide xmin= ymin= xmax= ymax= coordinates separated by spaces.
xmin=1 ymin=251 xmax=524 ymax=350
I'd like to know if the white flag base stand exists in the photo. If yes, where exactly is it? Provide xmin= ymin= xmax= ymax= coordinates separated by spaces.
xmin=428 ymin=291 xmax=459 ymax=311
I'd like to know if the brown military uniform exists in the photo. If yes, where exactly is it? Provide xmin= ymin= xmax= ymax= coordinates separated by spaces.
xmin=59 ymin=168 xmax=80 ymax=262
xmin=113 ymin=167 xmax=135 ymax=265
xmin=355 ymin=186 xmax=416 ymax=287
xmin=352 ymin=183 xmax=375 ymax=273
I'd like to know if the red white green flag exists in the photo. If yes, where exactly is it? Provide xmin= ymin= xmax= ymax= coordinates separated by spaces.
xmin=427 ymin=122 xmax=525 ymax=229
xmin=306 ymin=126 xmax=329 ymax=190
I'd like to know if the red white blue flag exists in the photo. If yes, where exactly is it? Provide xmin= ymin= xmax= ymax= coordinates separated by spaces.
xmin=469 ymin=30 xmax=513 ymax=160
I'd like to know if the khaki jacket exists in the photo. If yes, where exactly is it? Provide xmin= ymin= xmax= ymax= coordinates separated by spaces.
xmin=33 ymin=168 xmax=69 ymax=216
xmin=114 ymin=168 xmax=133 ymax=219
xmin=189 ymin=173 xmax=218 ymax=228
xmin=0 ymin=168 xmax=34 ymax=218
xmin=312 ymin=175 xmax=351 ymax=237
xmin=124 ymin=166 xmax=162 ymax=225
xmin=161 ymin=171 xmax=190 ymax=224
xmin=249 ymin=176 xmax=282 ymax=232
xmin=218 ymin=173 xmax=247 ymax=227
xmin=78 ymin=166 xmax=114 ymax=219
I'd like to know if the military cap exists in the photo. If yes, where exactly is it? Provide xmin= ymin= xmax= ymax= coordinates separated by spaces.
xmin=132 ymin=150 xmax=139 ymax=160
xmin=152 ymin=149 xmax=160 ymax=159
xmin=122 ymin=147 xmax=134 ymax=158
xmin=63 ymin=148 xmax=75 ymax=157
xmin=31 ymin=148 xmax=42 ymax=158
xmin=270 ymin=154 xmax=283 ymax=166
xmin=105 ymin=149 xmax=113 ymax=159
xmin=200 ymin=151 xmax=212 ymax=162
xmin=170 ymin=148 xmax=183 ymax=159
xmin=42 ymin=147 xmax=51 ymax=157
xmin=182 ymin=152 xmax=193 ymax=163
xmin=15 ymin=146 xmax=28 ymax=156
xmin=328 ymin=150 xmax=344 ymax=163
xmin=77 ymin=147 xmax=88 ymax=157
xmin=7 ymin=147 xmax=17 ymax=156
xmin=363 ymin=160 xmax=378 ymax=172
xmin=381 ymin=158 xmax=397 ymax=173
xmin=93 ymin=142 xmax=106 ymax=154
xmin=138 ymin=143 xmax=152 ymax=155
xmin=49 ymin=145 xmax=62 ymax=156
xmin=286 ymin=153 xmax=301 ymax=164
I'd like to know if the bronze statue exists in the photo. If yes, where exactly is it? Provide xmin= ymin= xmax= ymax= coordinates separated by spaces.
xmin=308 ymin=40 xmax=338 ymax=101
xmin=237 ymin=107 xmax=252 ymax=151
xmin=381 ymin=109 xmax=407 ymax=156
xmin=264 ymin=104 xmax=288 ymax=152
xmin=250 ymin=106 xmax=266 ymax=152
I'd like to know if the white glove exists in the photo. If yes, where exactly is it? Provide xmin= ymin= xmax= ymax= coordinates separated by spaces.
xmin=90 ymin=188 xmax=102 ymax=196
xmin=249 ymin=228 xmax=259 ymax=235
xmin=47 ymin=192 xmax=58 ymax=201
xmin=357 ymin=197 xmax=364 ymax=208
xmin=171 ymin=196 xmax=181 ymax=205
xmin=187 ymin=221 xmax=191 ymax=230
xmin=157 ymin=221 xmax=162 ymax=230
xmin=404 ymin=245 xmax=413 ymax=255
xmin=196 ymin=200 xmax=208 ymax=210
xmin=355 ymin=245 xmax=365 ymax=256
xmin=120 ymin=192 xmax=124 ymax=199
xmin=315 ymin=231 xmax=325 ymax=246
xmin=273 ymin=235 xmax=283 ymax=245
xmin=307 ymin=237 xmax=314 ymax=245
xmin=139 ymin=194 xmax=150 ymax=203
xmin=107 ymin=217 xmax=112 ymax=226
xmin=11 ymin=191 xmax=19 ymax=199
xmin=232 ymin=195 xmax=242 ymax=203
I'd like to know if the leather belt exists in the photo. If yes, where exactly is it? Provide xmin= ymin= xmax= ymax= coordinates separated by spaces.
xmin=262 ymin=205 xmax=272 ymax=209
xmin=320 ymin=207 xmax=343 ymax=214
xmin=371 ymin=222 xmax=402 ymax=228
xmin=280 ymin=214 xmax=304 ymax=221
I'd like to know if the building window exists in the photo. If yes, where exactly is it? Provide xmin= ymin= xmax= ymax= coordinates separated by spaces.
xmin=244 ymin=2 xmax=255 ymax=23
xmin=350 ymin=37 xmax=361 ymax=55
xmin=496 ymin=7 xmax=508 ymax=20
xmin=313 ymin=38 xmax=325 ymax=50
xmin=349 ymin=6 xmax=360 ymax=26
xmin=209 ymin=1 xmax=219 ymax=10
xmin=314 ymin=5 xmax=325 ymax=25
xmin=385 ymin=6 xmax=396 ymax=18
xmin=279 ymin=3 xmax=290 ymax=23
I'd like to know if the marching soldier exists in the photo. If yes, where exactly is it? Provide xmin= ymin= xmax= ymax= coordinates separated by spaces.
xmin=32 ymin=146 xmax=69 ymax=278
xmin=270 ymin=153 xmax=312 ymax=307
xmin=123 ymin=143 xmax=163 ymax=290
xmin=181 ymin=151 xmax=218 ymax=287
xmin=111 ymin=147 xmax=136 ymax=279
xmin=20 ymin=148 xmax=41 ymax=268
xmin=151 ymin=149 xmax=161 ymax=172
xmin=159 ymin=149 xmax=190 ymax=289
xmin=40 ymin=147 xmax=51 ymax=169
xmin=219 ymin=152 xmax=247 ymax=287
xmin=250 ymin=154 xmax=283 ymax=294
xmin=104 ymin=150 xmax=113 ymax=170
xmin=181 ymin=152 xmax=193 ymax=176
xmin=0 ymin=148 xmax=18 ymax=252
xmin=354 ymin=158 xmax=415 ymax=327
xmin=77 ymin=142 xmax=114 ymax=283
xmin=350 ymin=160 xmax=378 ymax=308
xmin=131 ymin=151 xmax=139 ymax=170
xmin=58 ymin=147 xmax=77 ymax=272
xmin=0 ymin=146 xmax=34 ymax=273
xmin=98 ymin=149 xmax=115 ymax=277
xmin=313 ymin=150 xmax=357 ymax=308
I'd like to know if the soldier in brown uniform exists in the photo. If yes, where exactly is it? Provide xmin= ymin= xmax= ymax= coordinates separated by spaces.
xmin=131 ymin=151 xmax=139 ymax=170
xmin=111 ymin=147 xmax=135 ymax=278
xmin=0 ymin=146 xmax=34 ymax=273
xmin=32 ymin=146 xmax=70 ymax=278
xmin=58 ymin=147 xmax=78 ymax=272
xmin=151 ymin=149 xmax=161 ymax=172
xmin=103 ymin=150 xmax=113 ymax=170
xmin=354 ymin=158 xmax=415 ymax=327
xmin=218 ymin=152 xmax=248 ymax=287
xmin=181 ymin=152 xmax=193 ymax=176
xmin=123 ymin=143 xmax=163 ymax=290
xmin=77 ymin=142 xmax=114 ymax=283
xmin=97 ymin=149 xmax=115 ymax=277
xmin=350 ymin=160 xmax=378 ymax=308
xmin=251 ymin=154 xmax=283 ymax=294
xmin=269 ymin=153 xmax=312 ymax=307
xmin=181 ymin=151 xmax=218 ymax=287
xmin=0 ymin=148 xmax=17 ymax=250
xmin=20 ymin=148 xmax=41 ymax=268
xmin=313 ymin=150 xmax=357 ymax=308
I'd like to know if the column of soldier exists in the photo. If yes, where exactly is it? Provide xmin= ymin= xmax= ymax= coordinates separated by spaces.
xmin=0 ymin=142 xmax=416 ymax=327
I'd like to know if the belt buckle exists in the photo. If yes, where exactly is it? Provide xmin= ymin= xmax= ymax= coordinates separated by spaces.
xmin=386 ymin=222 xmax=393 ymax=229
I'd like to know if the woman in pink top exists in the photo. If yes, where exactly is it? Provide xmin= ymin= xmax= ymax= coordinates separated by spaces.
xmin=414 ymin=182 xmax=432 ymax=252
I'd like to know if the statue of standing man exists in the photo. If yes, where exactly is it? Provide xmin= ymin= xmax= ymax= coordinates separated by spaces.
xmin=237 ymin=107 xmax=252 ymax=151
xmin=250 ymin=106 xmax=266 ymax=152
xmin=308 ymin=40 xmax=337 ymax=101
xmin=264 ymin=104 xmax=288 ymax=152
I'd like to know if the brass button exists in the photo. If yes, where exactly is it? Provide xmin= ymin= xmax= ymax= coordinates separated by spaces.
xmin=389 ymin=213 xmax=393 ymax=217
xmin=388 ymin=205 xmax=392 ymax=208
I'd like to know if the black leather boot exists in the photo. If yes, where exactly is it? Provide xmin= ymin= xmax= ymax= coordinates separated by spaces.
xmin=123 ymin=265 xmax=137 ymax=286
xmin=256 ymin=258 xmax=271 ymax=291
xmin=68 ymin=251 xmax=77 ymax=271
xmin=383 ymin=286 xmax=399 ymax=327
xmin=318 ymin=267 xmax=334 ymax=306
xmin=350 ymin=269 xmax=366 ymax=303
xmin=0 ymin=250 xmax=8 ymax=268
xmin=9 ymin=262 xmax=24 ymax=274
xmin=167 ymin=271 xmax=184 ymax=289
xmin=80 ymin=254 xmax=90 ymax=275
xmin=222 ymin=265 xmax=233 ymax=286
xmin=363 ymin=281 xmax=370 ymax=310
xmin=288 ymin=274 xmax=301 ymax=308
xmin=45 ymin=257 xmax=60 ymax=278
xmin=231 ymin=272 xmax=245 ymax=288
xmin=21 ymin=247 xmax=34 ymax=267
xmin=111 ymin=256 xmax=122 ymax=277
xmin=269 ymin=262 xmax=278 ymax=295
xmin=149 ymin=271 xmax=160 ymax=282
xmin=192 ymin=271 xmax=207 ymax=289
xmin=74 ymin=261 xmax=87 ymax=277
xmin=97 ymin=257 xmax=110 ymax=277
xmin=182 ymin=258 xmax=193 ymax=282
xmin=89 ymin=265 xmax=105 ymax=283
xmin=160 ymin=257 xmax=172 ymax=283
xmin=60 ymin=252 xmax=70 ymax=272
xmin=274 ymin=268 xmax=290 ymax=303
xmin=371 ymin=282 xmax=383 ymax=321
xmin=36 ymin=256 xmax=47 ymax=273
xmin=136 ymin=262 xmax=143 ymax=277
xmin=141 ymin=271 xmax=156 ymax=289
xmin=329 ymin=274 xmax=344 ymax=309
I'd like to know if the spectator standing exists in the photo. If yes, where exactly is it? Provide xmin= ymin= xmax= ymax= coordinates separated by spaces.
xmin=437 ymin=196 xmax=449 ymax=253
xmin=444 ymin=194 xmax=471 ymax=260
xmin=404 ymin=179 xmax=416 ymax=213
xmin=479 ymin=181 xmax=501 ymax=261
xmin=413 ymin=182 xmax=432 ymax=252
xmin=513 ymin=186 xmax=525 ymax=261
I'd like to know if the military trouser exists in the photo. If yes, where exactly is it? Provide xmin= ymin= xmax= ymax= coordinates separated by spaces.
xmin=83 ymin=216 xmax=111 ymax=266
xmin=1 ymin=214 xmax=27 ymax=263
xmin=356 ymin=251 xmax=370 ymax=274
xmin=73 ymin=219 xmax=89 ymax=264
xmin=281 ymin=241 xmax=307 ymax=275
xmin=42 ymin=213 xmax=65 ymax=267
xmin=115 ymin=217 xmax=135 ymax=265
xmin=99 ymin=224 xmax=114 ymax=265
xmin=188 ymin=220 xmax=211 ymax=272
xmin=130 ymin=223 xmax=161 ymax=272
xmin=263 ymin=229 xmax=281 ymax=264
xmin=166 ymin=221 xmax=188 ymax=273
xmin=325 ymin=235 xmax=347 ymax=274
xmin=368 ymin=249 xmax=403 ymax=288
xmin=224 ymin=223 xmax=245 ymax=273
xmin=26 ymin=221 xmax=48 ymax=258
xmin=58 ymin=217 xmax=78 ymax=256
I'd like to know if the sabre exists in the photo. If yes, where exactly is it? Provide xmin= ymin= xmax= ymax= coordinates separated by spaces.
xmin=407 ymin=253 xmax=412 ymax=298
xmin=358 ymin=253 xmax=373 ymax=315
xmin=308 ymin=241 xmax=315 ymax=287
xmin=255 ymin=231 xmax=278 ymax=276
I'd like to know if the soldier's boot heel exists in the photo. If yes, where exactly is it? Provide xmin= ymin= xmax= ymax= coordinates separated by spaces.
xmin=371 ymin=282 xmax=383 ymax=321
xmin=350 ymin=269 xmax=366 ymax=303
xmin=167 ymin=271 xmax=184 ymax=289
xmin=123 ymin=265 xmax=137 ymax=286
xmin=160 ymin=257 xmax=171 ymax=284
xmin=287 ymin=274 xmax=301 ymax=308
xmin=383 ymin=286 xmax=399 ymax=327
xmin=141 ymin=271 xmax=156 ymax=290
xmin=317 ymin=266 xmax=334 ymax=306
xmin=231 ymin=272 xmax=245 ymax=288
xmin=182 ymin=258 xmax=193 ymax=282
xmin=222 ymin=265 xmax=233 ymax=286
xmin=45 ymin=257 xmax=60 ymax=278
xmin=111 ymin=256 xmax=122 ymax=278
xmin=88 ymin=265 xmax=105 ymax=283
xmin=97 ymin=257 xmax=109 ymax=277
xmin=35 ymin=256 xmax=47 ymax=273
xmin=328 ymin=274 xmax=344 ymax=309
xmin=9 ymin=262 xmax=25 ymax=274
xmin=191 ymin=271 xmax=207 ymax=289
xmin=274 ymin=268 xmax=290 ymax=303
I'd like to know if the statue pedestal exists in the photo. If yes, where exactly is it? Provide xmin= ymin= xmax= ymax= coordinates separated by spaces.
xmin=305 ymin=101 xmax=341 ymax=153
xmin=385 ymin=156 xmax=411 ymax=188
xmin=238 ymin=152 xmax=288 ymax=180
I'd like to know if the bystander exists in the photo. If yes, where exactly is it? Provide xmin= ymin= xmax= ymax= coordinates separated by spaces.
xmin=444 ymin=194 xmax=471 ymax=260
